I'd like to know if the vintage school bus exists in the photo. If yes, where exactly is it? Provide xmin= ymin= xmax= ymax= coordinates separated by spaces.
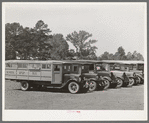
xmin=66 ymin=60 xmax=106 ymax=91
xmin=5 ymin=60 xmax=93 ymax=94
xmin=5 ymin=60 xmax=106 ymax=93
xmin=76 ymin=60 xmax=118 ymax=89
xmin=113 ymin=61 xmax=144 ymax=84
xmin=102 ymin=60 xmax=140 ymax=86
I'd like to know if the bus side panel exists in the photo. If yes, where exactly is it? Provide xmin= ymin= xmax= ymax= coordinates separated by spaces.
xmin=41 ymin=70 xmax=52 ymax=81
xmin=17 ymin=70 xmax=29 ymax=80
xmin=28 ymin=70 xmax=41 ymax=80
xmin=5 ymin=69 xmax=17 ymax=79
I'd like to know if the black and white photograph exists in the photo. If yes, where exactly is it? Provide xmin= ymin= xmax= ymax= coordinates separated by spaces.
xmin=2 ymin=2 xmax=147 ymax=121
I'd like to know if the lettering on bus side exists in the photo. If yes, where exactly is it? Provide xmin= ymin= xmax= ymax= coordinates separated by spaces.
xmin=6 ymin=71 xmax=15 ymax=74
xmin=19 ymin=71 xmax=25 ymax=75
xmin=29 ymin=71 xmax=40 ymax=76
xmin=32 ymin=72 xmax=37 ymax=75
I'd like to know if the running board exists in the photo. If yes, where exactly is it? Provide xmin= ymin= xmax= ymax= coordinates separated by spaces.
xmin=46 ymin=86 xmax=62 ymax=89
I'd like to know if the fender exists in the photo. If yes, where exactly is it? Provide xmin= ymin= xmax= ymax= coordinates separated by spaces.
xmin=136 ymin=74 xmax=144 ymax=80
xmin=116 ymin=76 xmax=124 ymax=81
xmin=62 ymin=79 xmax=78 ymax=88
xmin=102 ymin=76 xmax=112 ymax=82
xmin=89 ymin=78 xmax=97 ymax=82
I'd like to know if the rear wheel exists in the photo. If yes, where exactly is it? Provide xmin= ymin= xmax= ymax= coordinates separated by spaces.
xmin=89 ymin=81 xmax=97 ymax=92
xmin=128 ymin=77 xmax=135 ymax=86
xmin=21 ymin=81 xmax=31 ymax=91
xmin=68 ymin=82 xmax=80 ymax=94
xmin=116 ymin=78 xmax=123 ymax=88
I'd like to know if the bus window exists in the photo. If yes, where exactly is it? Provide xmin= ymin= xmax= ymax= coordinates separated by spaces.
xmin=96 ymin=64 xmax=106 ymax=71
xmin=68 ymin=65 xmax=71 ymax=71
xmin=18 ymin=63 xmax=23 ymax=68
xmin=129 ymin=65 xmax=133 ymax=70
xmin=47 ymin=64 xmax=51 ymax=69
xmin=54 ymin=65 xmax=60 ymax=71
xmin=23 ymin=63 xmax=28 ymax=68
xmin=63 ymin=65 xmax=67 ymax=69
xmin=42 ymin=64 xmax=46 ymax=69
xmin=29 ymin=63 xmax=40 ymax=69
xmin=73 ymin=65 xmax=78 ymax=72
xmin=82 ymin=65 xmax=89 ymax=73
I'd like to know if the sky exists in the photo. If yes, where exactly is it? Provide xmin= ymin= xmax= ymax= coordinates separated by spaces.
xmin=3 ymin=2 xmax=146 ymax=57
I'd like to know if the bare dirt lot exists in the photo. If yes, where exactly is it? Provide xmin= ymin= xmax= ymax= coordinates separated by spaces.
xmin=5 ymin=80 xmax=144 ymax=110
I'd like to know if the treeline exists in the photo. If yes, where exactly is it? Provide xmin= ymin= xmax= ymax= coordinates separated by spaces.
xmin=98 ymin=47 xmax=144 ymax=61
xmin=5 ymin=20 xmax=144 ymax=61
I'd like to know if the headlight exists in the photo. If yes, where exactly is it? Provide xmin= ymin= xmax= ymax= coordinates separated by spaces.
xmin=78 ymin=77 xmax=81 ymax=82
xmin=133 ymin=73 xmax=136 ymax=77
xmin=111 ymin=72 xmax=114 ymax=76
xmin=96 ymin=76 xmax=99 ymax=80
xmin=123 ymin=72 xmax=126 ymax=77
xmin=100 ymin=76 xmax=103 ymax=80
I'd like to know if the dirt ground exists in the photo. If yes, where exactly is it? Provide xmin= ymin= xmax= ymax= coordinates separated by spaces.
xmin=5 ymin=80 xmax=144 ymax=110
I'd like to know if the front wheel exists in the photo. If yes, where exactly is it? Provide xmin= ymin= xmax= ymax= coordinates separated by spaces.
xmin=116 ymin=78 xmax=123 ymax=88
xmin=89 ymin=81 xmax=97 ymax=92
xmin=103 ymin=79 xmax=110 ymax=90
xmin=137 ymin=76 xmax=141 ymax=84
xmin=128 ymin=77 xmax=135 ymax=86
xmin=21 ymin=81 xmax=31 ymax=91
xmin=68 ymin=82 xmax=80 ymax=94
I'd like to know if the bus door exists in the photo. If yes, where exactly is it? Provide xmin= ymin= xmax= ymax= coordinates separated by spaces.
xmin=52 ymin=64 xmax=62 ymax=84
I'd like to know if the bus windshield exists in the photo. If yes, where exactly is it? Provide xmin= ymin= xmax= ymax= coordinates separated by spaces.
xmin=96 ymin=64 xmax=107 ymax=71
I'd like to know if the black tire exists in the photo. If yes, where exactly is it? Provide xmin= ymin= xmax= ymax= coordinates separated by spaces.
xmin=140 ymin=78 xmax=144 ymax=84
xmin=137 ymin=76 xmax=141 ymax=84
xmin=134 ymin=78 xmax=139 ymax=85
xmin=21 ymin=81 xmax=31 ymax=91
xmin=128 ymin=77 xmax=135 ymax=86
xmin=116 ymin=78 xmax=123 ymax=88
xmin=68 ymin=82 xmax=80 ymax=94
xmin=103 ymin=79 xmax=110 ymax=90
xmin=89 ymin=81 xmax=97 ymax=92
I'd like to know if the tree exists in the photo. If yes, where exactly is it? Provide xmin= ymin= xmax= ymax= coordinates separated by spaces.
xmin=108 ymin=53 xmax=114 ymax=60
xmin=100 ymin=52 xmax=109 ymax=60
xmin=126 ymin=52 xmax=132 ymax=60
xmin=117 ymin=46 xmax=126 ymax=60
xmin=5 ymin=20 xmax=53 ymax=60
xmin=113 ymin=46 xmax=126 ymax=60
xmin=5 ymin=23 xmax=24 ymax=60
xmin=66 ymin=30 xmax=98 ymax=59
xmin=46 ymin=34 xmax=69 ymax=60
xmin=137 ymin=53 xmax=144 ymax=61
xmin=131 ymin=51 xmax=144 ymax=61
xmin=67 ymin=49 xmax=76 ymax=59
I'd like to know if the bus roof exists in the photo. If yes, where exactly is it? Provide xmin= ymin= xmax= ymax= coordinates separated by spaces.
xmin=101 ymin=60 xmax=144 ymax=64
xmin=5 ymin=60 xmax=92 ymax=65
xmin=76 ymin=60 xmax=144 ymax=64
